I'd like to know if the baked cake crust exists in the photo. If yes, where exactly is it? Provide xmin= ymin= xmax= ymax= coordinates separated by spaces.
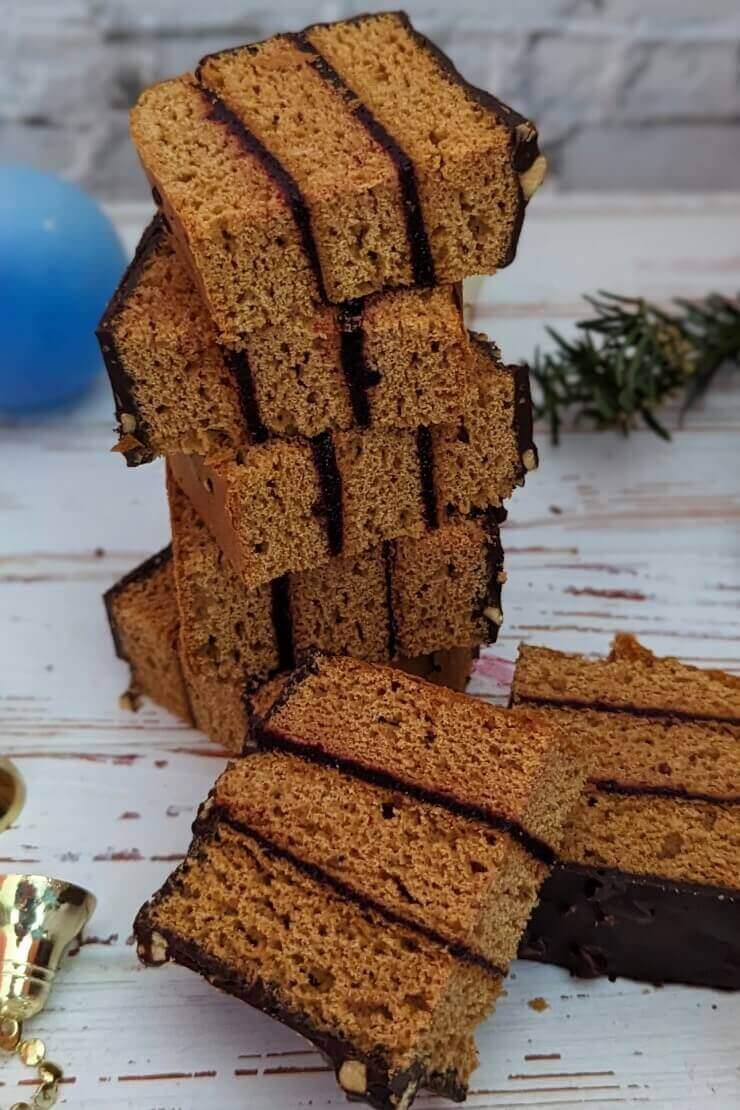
xmin=134 ymin=655 xmax=583 ymax=1108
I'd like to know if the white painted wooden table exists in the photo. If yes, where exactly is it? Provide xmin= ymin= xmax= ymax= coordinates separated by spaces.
xmin=2 ymin=193 xmax=739 ymax=1109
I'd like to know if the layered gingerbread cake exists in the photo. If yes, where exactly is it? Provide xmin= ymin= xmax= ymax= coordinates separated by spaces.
xmin=105 ymin=545 xmax=478 ymax=750
xmin=169 ymin=469 xmax=504 ymax=685
xmin=514 ymin=635 xmax=740 ymax=989
xmin=130 ymin=12 xmax=545 ymax=342
xmin=103 ymin=547 xmax=192 ymax=723
xmin=170 ymin=337 xmax=535 ymax=588
xmin=98 ymin=217 xmax=476 ymax=465
xmin=135 ymin=654 xmax=584 ymax=1108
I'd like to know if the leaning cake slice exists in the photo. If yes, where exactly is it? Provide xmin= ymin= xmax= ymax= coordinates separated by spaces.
xmin=168 ymin=467 xmax=505 ymax=690
xmin=513 ymin=634 xmax=740 ymax=988
xmin=97 ymin=217 xmax=475 ymax=464
xmin=130 ymin=12 xmax=544 ymax=340
xmin=135 ymin=655 xmax=584 ymax=1108
xmin=169 ymin=337 xmax=536 ymax=589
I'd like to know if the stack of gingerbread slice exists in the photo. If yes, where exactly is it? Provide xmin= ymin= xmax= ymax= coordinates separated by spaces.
xmin=100 ymin=11 xmax=546 ymax=751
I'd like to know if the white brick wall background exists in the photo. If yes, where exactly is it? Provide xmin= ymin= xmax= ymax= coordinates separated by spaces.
xmin=2 ymin=0 xmax=739 ymax=198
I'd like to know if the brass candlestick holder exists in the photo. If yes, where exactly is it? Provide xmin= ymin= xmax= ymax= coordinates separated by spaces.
xmin=0 ymin=873 xmax=96 ymax=1108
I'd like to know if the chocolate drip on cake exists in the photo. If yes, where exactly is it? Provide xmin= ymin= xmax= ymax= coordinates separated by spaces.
xmin=292 ymin=32 xmax=436 ymax=288
xmin=520 ymin=860 xmax=740 ymax=990
xmin=479 ymin=514 xmax=505 ymax=642
xmin=381 ymin=540 xmax=399 ymax=660
xmin=270 ymin=576 xmax=296 ymax=672
xmin=310 ymin=432 xmax=344 ymax=556
xmin=96 ymin=216 xmax=167 ymax=466
xmin=221 ymin=348 xmax=269 ymax=443
xmin=415 ymin=426 xmax=439 ymax=529
xmin=196 ymin=80 xmax=328 ymax=302
xmin=510 ymin=364 xmax=538 ymax=476
xmin=337 ymin=298 xmax=381 ymax=426
xmin=205 ymin=805 xmax=505 ymax=976
xmin=103 ymin=545 xmax=173 ymax=660
xmin=591 ymin=779 xmax=740 ymax=807
xmin=256 ymin=719 xmax=556 ymax=867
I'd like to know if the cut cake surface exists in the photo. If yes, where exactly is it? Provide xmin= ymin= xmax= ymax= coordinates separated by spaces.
xmin=105 ymin=548 xmax=477 ymax=752
xmin=514 ymin=634 xmax=740 ymax=988
xmin=98 ymin=217 xmax=475 ymax=464
xmin=168 ymin=467 xmax=505 ymax=688
xmin=135 ymin=655 xmax=582 ymax=1108
xmin=169 ymin=337 xmax=536 ymax=588
xmin=130 ymin=12 xmax=545 ymax=341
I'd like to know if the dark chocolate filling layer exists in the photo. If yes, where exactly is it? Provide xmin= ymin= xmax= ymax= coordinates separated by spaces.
xmin=201 ymin=805 xmax=506 ymax=977
xmin=195 ymin=79 xmax=328 ymax=303
xmin=519 ymin=859 xmax=740 ymax=990
xmin=221 ymin=348 xmax=268 ymax=443
xmin=96 ymin=216 xmax=166 ymax=467
xmin=480 ymin=514 xmax=505 ymax=643
xmin=416 ymin=425 xmax=439 ymax=529
xmin=256 ymin=722 xmax=555 ymax=866
xmin=293 ymin=32 xmax=436 ymax=288
xmin=592 ymin=779 xmax=740 ymax=807
xmin=310 ymin=431 xmax=344 ymax=556
xmin=337 ymin=298 xmax=381 ymax=426
xmin=515 ymin=693 xmax=740 ymax=728
xmin=381 ymin=540 xmax=399 ymax=661
xmin=270 ymin=576 xmax=296 ymax=672
xmin=103 ymin=545 xmax=173 ymax=661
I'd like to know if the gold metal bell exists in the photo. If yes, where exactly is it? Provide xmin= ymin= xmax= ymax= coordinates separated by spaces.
xmin=0 ymin=759 xmax=25 ymax=834
xmin=0 ymin=874 xmax=96 ymax=1022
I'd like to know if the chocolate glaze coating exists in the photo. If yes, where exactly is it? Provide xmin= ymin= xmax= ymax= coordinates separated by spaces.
xmin=520 ymin=860 xmax=740 ymax=990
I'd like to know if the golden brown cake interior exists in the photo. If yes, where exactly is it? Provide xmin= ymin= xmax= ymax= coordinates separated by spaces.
xmin=170 ymin=341 xmax=534 ymax=590
xmin=131 ymin=13 xmax=542 ymax=339
xmin=512 ymin=635 xmax=740 ymax=891
xmin=514 ymin=633 xmax=740 ymax=721
xmin=306 ymin=12 xmax=540 ymax=279
xmin=104 ymin=548 xmax=192 ymax=723
xmin=137 ymin=823 xmax=497 ymax=1104
xmin=99 ymin=218 xmax=475 ymax=463
xmin=259 ymin=654 xmax=583 ymax=851
xmin=206 ymin=751 xmax=548 ymax=969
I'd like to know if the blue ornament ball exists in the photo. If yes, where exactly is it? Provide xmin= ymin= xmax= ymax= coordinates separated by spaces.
xmin=0 ymin=166 xmax=126 ymax=414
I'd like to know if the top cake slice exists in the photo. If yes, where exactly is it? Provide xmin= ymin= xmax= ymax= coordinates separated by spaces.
xmin=130 ymin=11 xmax=545 ymax=340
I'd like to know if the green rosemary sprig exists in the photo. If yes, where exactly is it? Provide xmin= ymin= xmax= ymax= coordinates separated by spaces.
xmin=530 ymin=291 xmax=740 ymax=444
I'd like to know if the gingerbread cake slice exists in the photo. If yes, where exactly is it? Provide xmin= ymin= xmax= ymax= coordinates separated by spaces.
xmin=169 ymin=468 xmax=505 ymax=689
xmin=513 ymin=635 xmax=740 ymax=988
xmin=103 ymin=547 xmax=192 ymax=723
xmin=135 ymin=656 xmax=582 ymax=1108
xmin=98 ymin=217 xmax=475 ymax=465
xmin=130 ymin=12 xmax=545 ymax=341
xmin=104 ymin=546 xmax=477 ymax=751
xmin=170 ymin=337 xmax=536 ymax=588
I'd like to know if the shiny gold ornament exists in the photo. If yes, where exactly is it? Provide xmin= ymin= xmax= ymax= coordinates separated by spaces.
xmin=0 ymin=873 xmax=96 ymax=1022
xmin=9 ymin=1103 xmax=33 ymax=1110
xmin=19 ymin=1036 xmax=46 ymax=1066
xmin=0 ymin=1014 xmax=22 ymax=1051
xmin=0 ymin=759 xmax=25 ymax=833
xmin=33 ymin=1084 xmax=59 ymax=1109
xmin=38 ymin=1061 xmax=62 ymax=1084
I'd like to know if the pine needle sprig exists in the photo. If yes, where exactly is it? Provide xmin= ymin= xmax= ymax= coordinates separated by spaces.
xmin=530 ymin=291 xmax=740 ymax=444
